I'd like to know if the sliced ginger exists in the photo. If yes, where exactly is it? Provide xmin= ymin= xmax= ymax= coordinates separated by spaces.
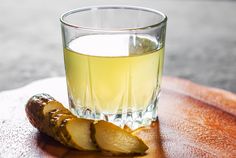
xmin=93 ymin=121 xmax=148 ymax=155
xmin=25 ymin=93 xmax=97 ymax=151
xmin=43 ymin=101 xmax=65 ymax=115
xmin=25 ymin=93 xmax=148 ymax=155
xmin=60 ymin=118 xmax=97 ymax=150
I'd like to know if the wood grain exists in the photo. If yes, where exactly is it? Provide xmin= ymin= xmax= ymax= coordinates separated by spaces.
xmin=0 ymin=77 xmax=235 ymax=158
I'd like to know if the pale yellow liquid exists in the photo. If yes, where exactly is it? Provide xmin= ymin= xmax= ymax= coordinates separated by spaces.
xmin=64 ymin=34 xmax=164 ymax=114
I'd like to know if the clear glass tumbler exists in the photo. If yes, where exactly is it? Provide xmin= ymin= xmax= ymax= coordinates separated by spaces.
xmin=60 ymin=6 xmax=167 ymax=129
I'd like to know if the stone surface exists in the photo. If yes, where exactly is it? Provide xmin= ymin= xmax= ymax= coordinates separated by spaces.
xmin=0 ymin=0 xmax=235 ymax=92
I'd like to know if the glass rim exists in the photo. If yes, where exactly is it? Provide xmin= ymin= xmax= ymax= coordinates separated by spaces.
xmin=60 ymin=5 xmax=167 ymax=32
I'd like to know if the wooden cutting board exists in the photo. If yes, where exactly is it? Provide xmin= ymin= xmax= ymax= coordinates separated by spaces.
xmin=0 ymin=77 xmax=235 ymax=158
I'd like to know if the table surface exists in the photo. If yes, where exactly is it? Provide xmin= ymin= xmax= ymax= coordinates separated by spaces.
xmin=0 ymin=77 xmax=235 ymax=158
xmin=0 ymin=0 xmax=236 ymax=93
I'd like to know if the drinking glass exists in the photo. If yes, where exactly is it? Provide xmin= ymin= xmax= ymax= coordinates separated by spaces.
xmin=60 ymin=5 xmax=167 ymax=129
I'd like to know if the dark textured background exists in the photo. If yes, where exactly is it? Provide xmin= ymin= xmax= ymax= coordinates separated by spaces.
xmin=0 ymin=0 xmax=235 ymax=92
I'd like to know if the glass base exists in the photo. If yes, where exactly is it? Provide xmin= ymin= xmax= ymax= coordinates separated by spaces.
xmin=69 ymin=96 xmax=159 ymax=130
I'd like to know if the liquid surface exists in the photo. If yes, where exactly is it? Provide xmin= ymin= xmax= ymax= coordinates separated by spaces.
xmin=64 ymin=34 xmax=164 ymax=114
